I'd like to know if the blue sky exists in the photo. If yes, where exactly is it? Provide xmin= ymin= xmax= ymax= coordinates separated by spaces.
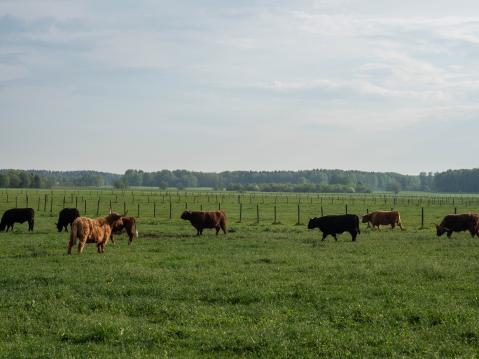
xmin=1 ymin=0 xmax=479 ymax=174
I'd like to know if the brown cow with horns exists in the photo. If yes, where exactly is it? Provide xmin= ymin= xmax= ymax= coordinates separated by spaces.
xmin=110 ymin=214 xmax=138 ymax=245
xmin=361 ymin=210 xmax=404 ymax=230
xmin=67 ymin=211 xmax=124 ymax=254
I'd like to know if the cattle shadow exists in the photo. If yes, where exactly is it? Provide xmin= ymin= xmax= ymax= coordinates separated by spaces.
xmin=0 ymin=230 xmax=50 ymax=235
xmin=140 ymin=231 xmax=191 ymax=239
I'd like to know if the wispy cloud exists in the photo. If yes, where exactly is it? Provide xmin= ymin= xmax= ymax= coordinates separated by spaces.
xmin=1 ymin=1 xmax=479 ymax=173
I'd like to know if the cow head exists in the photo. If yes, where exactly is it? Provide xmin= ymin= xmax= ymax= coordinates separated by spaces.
xmin=435 ymin=224 xmax=448 ymax=237
xmin=180 ymin=210 xmax=191 ymax=220
xmin=361 ymin=214 xmax=371 ymax=223
xmin=105 ymin=211 xmax=124 ymax=228
xmin=307 ymin=217 xmax=317 ymax=229
xmin=0 ymin=221 xmax=5 ymax=231
xmin=55 ymin=222 xmax=63 ymax=232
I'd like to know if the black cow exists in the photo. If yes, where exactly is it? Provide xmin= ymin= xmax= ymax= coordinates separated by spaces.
xmin=0 ymin=208 xmax=35 ymax=232
xmin=308 ymin=214 xmax=360 ymax=241
xmin=436 ymin=213 xmax=479 ymax=238
xmin=56 ymin=208 xmax=80 ymax=232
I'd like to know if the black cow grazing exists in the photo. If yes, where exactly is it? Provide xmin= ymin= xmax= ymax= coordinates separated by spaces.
xmin=56 ymin=208 xmax=80 ymax=232
xmin=308 ymin=214 xmax=360 ymax=241
xmin=436 ymin=213 xmax=479 ymax=238
xmin=0 ymin=208 xmax=35 ymax=232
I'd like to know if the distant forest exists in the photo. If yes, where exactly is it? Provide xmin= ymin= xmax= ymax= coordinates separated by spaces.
xmin=1 ymin=168 xmax=479 ymax=193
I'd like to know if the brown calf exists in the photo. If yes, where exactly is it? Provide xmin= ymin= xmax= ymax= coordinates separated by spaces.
xmin=110 ymin=216 xmax=138 ymax=245
xmin=180 ymin=210 xmax=227 ymax=236
xmin=361 ymin=210 xmax=403 ymax=230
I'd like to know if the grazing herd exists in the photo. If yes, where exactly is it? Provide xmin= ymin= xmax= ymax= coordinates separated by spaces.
xmin=1 ymin=206 xmax=479 ymax=254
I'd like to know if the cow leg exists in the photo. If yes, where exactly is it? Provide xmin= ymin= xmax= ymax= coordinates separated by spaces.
xmin=110 ymin=235 xmax=115 ymax=245
xmin=194 ymin=226 xmax=201 ymax=236
xmin=215 ymin=226 xmax=220 ymax=235
xmin=391 ymin=223 xmax=395 ymax=229
xmin=351 ymin=231 xmax=357 ymax=242
xmin=447 ymin=231 xmax=452 ymax=239
xmin=333 ymin=234 xmax=338 ymax=241
xmin=67 ymin=238 xmax=74 ymax=255
xmin=78 ymin=237 xmax=87 ymax=254
xmin=321 ymin=233 xmax=327 ymax=241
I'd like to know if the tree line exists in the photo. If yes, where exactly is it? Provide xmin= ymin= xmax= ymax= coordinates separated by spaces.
xmin=0 ymin=168 xmax=474 ymax=193
xmin=0 ymin=170 xmax=118 ymax=189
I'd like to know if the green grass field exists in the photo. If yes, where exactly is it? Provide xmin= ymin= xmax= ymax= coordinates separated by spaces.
xmin=1 ymin=189 xmax=479 ymax=358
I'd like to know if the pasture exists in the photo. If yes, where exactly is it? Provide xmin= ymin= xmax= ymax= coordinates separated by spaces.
xmin=1 ymin=189 xmax=479 ymax=358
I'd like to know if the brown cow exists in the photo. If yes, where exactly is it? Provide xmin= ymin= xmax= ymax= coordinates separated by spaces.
xmin=180 ymin=210 xmax=227 ymax=236
xmin=361 ymin=210 xmax=404 ymax=230
xmin=435 ymin=213 xmax=479 ymax=238
xmin=67 ymin=212 xmax=123 ymax=254
xmin=110 ymin=216 xmax=138 ymax=245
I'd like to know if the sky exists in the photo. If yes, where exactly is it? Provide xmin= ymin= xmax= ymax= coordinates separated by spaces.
xmin=1 ymin=0 xmax=479 ymax=175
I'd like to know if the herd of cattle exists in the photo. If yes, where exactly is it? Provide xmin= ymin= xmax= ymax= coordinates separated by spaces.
xmin=1 ymin=207 xmax=479 ymax=254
